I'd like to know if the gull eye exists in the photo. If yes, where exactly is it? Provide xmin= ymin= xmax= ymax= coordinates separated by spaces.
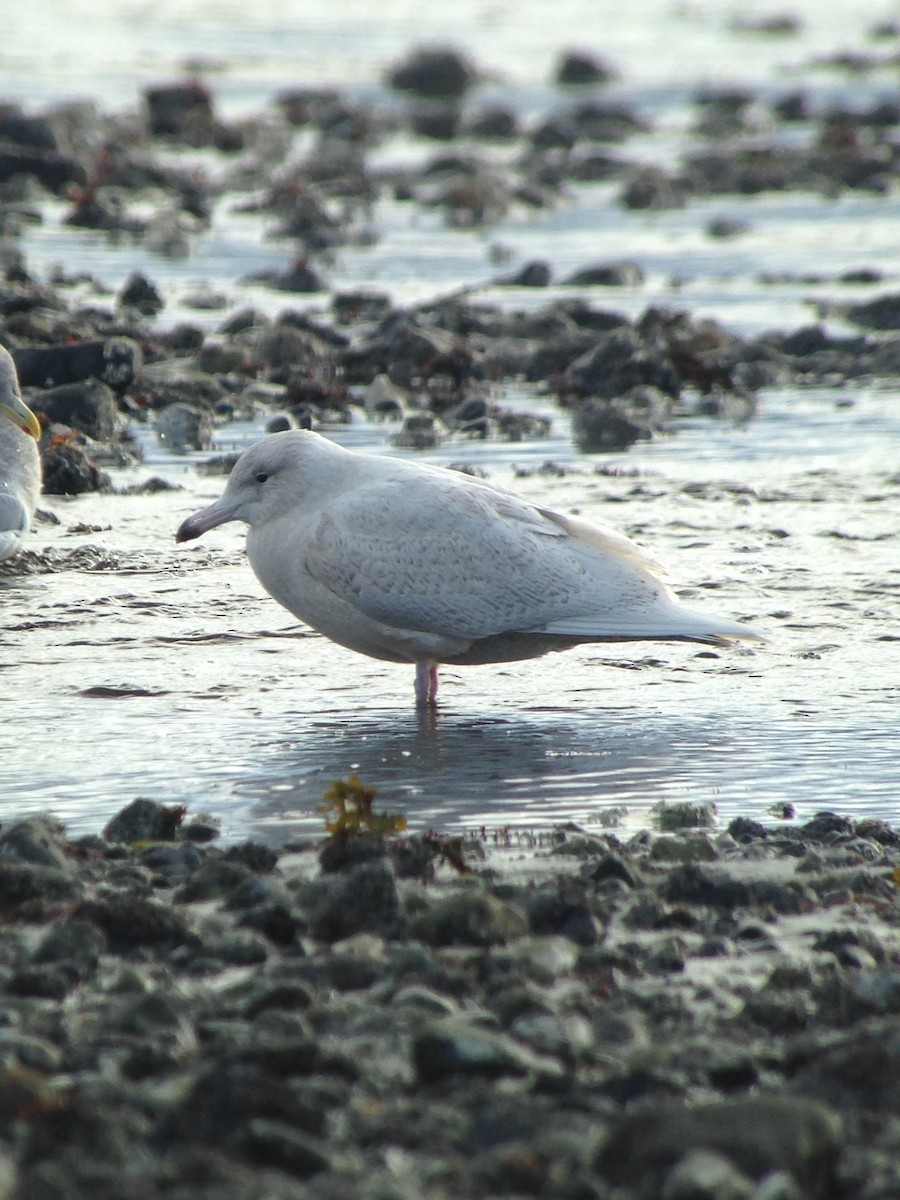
xmin=255 ymin=472 xmax=269 ymax=484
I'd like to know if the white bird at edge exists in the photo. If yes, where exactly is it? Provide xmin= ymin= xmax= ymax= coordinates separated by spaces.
xmin=0 ymin=346 xmax=42 ymax=563
xmin=175 ymin=429 xmax=762 ymax=707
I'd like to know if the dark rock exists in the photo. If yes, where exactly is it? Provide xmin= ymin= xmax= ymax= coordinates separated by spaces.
xmin=0 ymin=860 xmax=82 ymax=913
xmin=411 ymin=891 xmax=529 ymax=947
xmin=571 ymin=385 xmax=672 ymax=451
xmin=659 ymin=864 xmax=804 ymax=914
xmin=308 ymin=857 xmax=404 ymax=942
xmin=596 ymin=1095 xmax=842 ymax=1197
xmin=0 ymin=144 xmax=88 ymax=194
xmin=526 ymin=885 xmax=601 ymax=945
xmin=496 ymin=259 xmax=552 ymax=287
xmin=661 ymin=1149 xmax=755 ymax=1199
xmin=32 ymin=918 xmax=107 ymax=980
xmin=175 ymin=858 xmax=256 ymax=902
xmin=554 ymin=50 xmax=617 ymax=86
xmin=118 ymin=271 xmax=164 ymax=316
xmin=7 ymin=963 xmax=80 ymax=999
xmin=318 ymin=831 xmax=387 ymax=874
xmin=0 ymin=816 xmax=70 ymax=869
xmin=103 ymin=799 xmax=186 ymax=844
xmin=621 ymin=164 xmax=689 ymax=210
xmin=243 ymin=1119 xmax=330 ymax=1178
xmin=331 ymin=290 xmax=392 ymax=325
xmin=27 ymin=379 xmax=117 ymax=441
xmin=413 ymin=1016 xmax=563 ymax=1082
xmin=463 ymin=104 xmax=519 ymax=140
xmin=790 ymin=1025 xmax=900 ymax=1116
xmin=408 ymin=101 xmax=462 ymax=141
xmin=244 ymin=259 xmax=328 ymax=294
xmin=563 ymin=259 xmax=645 ymax=287
xmin=145 ymin=80 xmax=215 ymax=142
xmin=560 ymin=327 xmax=681 ymax=401
xmin=0 ymin=108 xmax=59 ymax=151
xmin=77 ymin=894 xmax=195 ymax=950
xmin=40 ymin=437 xmax=112 ymax=495
xmin=390 ymin=412 xmax=445 ymax=450
xmin=13 ymin=337 xmax=142 ymax=392
xmin=155 ymin=401 xmax=214 ymax=452
xmin=387 ymin=47 xmax=476 ymax=99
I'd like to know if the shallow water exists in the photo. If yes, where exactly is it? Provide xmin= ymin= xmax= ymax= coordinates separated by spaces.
xmin=2 ymin=1 xmax=899 ymax=840
xmin=2 ymin=394 xmax=897 ymax=840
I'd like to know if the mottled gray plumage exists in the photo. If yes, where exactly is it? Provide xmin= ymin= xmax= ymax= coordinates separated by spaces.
xmin=176 ymin=430 xmax=761 ymax=705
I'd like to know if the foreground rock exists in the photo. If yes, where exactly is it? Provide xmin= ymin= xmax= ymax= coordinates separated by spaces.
xmin=0 ymin=804 xmax=896 ymax=1199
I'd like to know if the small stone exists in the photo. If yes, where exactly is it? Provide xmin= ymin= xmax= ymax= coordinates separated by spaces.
xmin=596 ymin=1096 xmax=841 ymax=1197
xmin=243 ymin=1118 xmax=331 ymax=1178
xmin=661 ymin=1148 xmax=755 ymax=1199
xmin=0 ymin=817 xmax=70 ymax=870
xmin=103 ymin=799 xmax=186 ymax=844
xmin=411 ymin=891 xmax=529 ymax=948
xmin=413 ymin=1017 xmax=564 ymax=1083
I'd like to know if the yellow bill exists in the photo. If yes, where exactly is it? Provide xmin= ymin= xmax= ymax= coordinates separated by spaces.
xmin=0 ymin=392 xmax=41 ymax=439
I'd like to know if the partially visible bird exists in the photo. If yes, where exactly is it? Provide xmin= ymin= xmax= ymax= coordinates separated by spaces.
xmin=176 ymin=430 xmax=762 ymax=706
xmin=0 ymin=347 xmax=42 ymax=563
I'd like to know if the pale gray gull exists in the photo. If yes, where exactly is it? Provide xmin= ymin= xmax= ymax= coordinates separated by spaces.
xmin=0 ymin=346 xmax=42 ymax=563
xmin=176 ymin=429 xmax=761 ymax=706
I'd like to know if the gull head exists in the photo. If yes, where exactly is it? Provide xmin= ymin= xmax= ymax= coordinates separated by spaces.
xmin=175 ymin=430 xmax=334 ymax=542
xmin=0 ymin=348 xmax=41 ymax=439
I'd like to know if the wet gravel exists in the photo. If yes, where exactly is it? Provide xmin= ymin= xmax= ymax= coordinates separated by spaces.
xmin=0 ymin=803 xmax=897 ymax=1199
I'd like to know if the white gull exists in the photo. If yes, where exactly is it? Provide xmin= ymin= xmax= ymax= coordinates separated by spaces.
xmin=0 ymin=346 xmax=42 ymax=563
xmin=176 ymin=429 xmax=761 ymax=706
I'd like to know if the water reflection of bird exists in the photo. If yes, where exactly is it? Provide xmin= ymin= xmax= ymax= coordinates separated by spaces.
xmin=0 ymin=347 xmax=42 ymax=562
xmin=176 ymin=430 xmax=762 ymax=707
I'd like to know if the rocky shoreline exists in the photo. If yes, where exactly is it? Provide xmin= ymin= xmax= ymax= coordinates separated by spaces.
xmin=0 ymin=801 xmax=897 ymax=1199
xmin=4 ymin=40 xmax=900 ymax=496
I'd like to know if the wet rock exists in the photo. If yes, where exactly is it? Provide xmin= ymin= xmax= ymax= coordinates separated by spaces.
xmin=659 ymin=864 xmax=805 ymax=914
xmin=554 ymin=50 xmax=618 ymax=86
xmin=13 ymin=337 xmax=142 ymax=392
xmin=0 ymin=107 xmax=59 ymax=152
xmin=243 ymin=1119 xmax=331 ymax=1178
xmin=27 ymin=379 xmax=118 ymax=441
xmin=0 ymin=860 xmax=82 ymax=915
xmin=387 ymin=47 xmax=476 ymax=100
xmin=410 ymin=890 xmax=529 ymax=947
xmin=559 ymin=327 xmax=681 ymax=402
xmin=244 ymin=259 xmax=328 ymax=293
xmin=790 ymin=1024 xmax=900 ymax=1116
xmin=145 ymin=80 xmax=215 ymax=142
xmin=563 ymin=259 xmax=645 ymax=287
xmin=118 ymin=271 xmax=164 ymax=316
xmin=0 ymin=817 xmax=70 ymax=870
xmin=40 ymin=435 xmax=112 ymax=495
xmin=843 ymin=291 xmax=900 ymax=330
xmin=661 ymin=1148 xmax=755 ymax=1199
xmin=103 ymin=798 xmax=187 ymax=844
xmin=412 ymin=1016 xmax=564 ymax=1082
xmin=571 ymin=385 xmax=672 ymax=451
xmin=308 ymin=857 xmax=404 ymax=943
xmin=621 ymin=164 xmax=690 ymax=209
xmin=77 ymin=894 xmax=195 ymax=951
xmin=496 ymin=259 xmax=552 ymax=287
xmin=596 ymin=1095 xmax=842 ymax=1197
xmin=155 ymin=401 xmax=215 ymax=452
xmin=463 ymin=104 xmax=519 ymax=140
xmin=525 ymin=883 xmax=602 ymax=945
xmin=0 ymin=143 xmax=88 ymax=194
xmin=389 ymin=411 xmax=445 ymax=450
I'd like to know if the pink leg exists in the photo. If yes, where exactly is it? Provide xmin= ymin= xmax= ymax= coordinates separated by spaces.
xmin=414 ymin=662 xmax=440 ymax=706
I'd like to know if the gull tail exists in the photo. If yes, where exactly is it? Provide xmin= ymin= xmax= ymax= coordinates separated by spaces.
xmin=539 ymin=605 xmax=763 ymax=647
